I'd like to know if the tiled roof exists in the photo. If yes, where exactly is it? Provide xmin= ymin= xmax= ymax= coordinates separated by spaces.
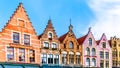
xmin=77 ymin=34 xmax=87 ymax=45
xmin=96 ymin=40 xmax=100 ymax=45
xmin=38 ymin=33 xmax=43 ymax=39
xmin=59 ymin=33 xmax=68 ymax=43
xmin=108 ymin=40 xmax=111 ymax=47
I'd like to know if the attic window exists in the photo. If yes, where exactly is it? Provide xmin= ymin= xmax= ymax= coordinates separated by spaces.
xmin=17 ymin=18 xmax=26 ymax=27
xmin=48 ymin=32 xmax=52 ymax=39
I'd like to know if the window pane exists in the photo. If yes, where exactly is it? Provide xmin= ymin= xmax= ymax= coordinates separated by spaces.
xmin=41 ymin=54 xmax=47 ymax=64
xmin=89 ymin=38 xmax=92 ymax=46
xmin=86 ymin=58 xmax=90 ymax=66
xmin=44 ymin=42 xmax=49 ymax=47
xmin=13 ymin=32 xmax=19 ymax=44
xmin=92 ymin=48 xmax=96 ymax=56
xmin=19 ymin=48 xmax=25 ymax=62
xmin=106 ymin=52 xmax=109 ymax=59
xmin=62 ymin=54 xmax=67 ymax=64
xmin=29 ymin=50 xmax=35 ymax=62
xmin=24 ymin=34 xmax=30 ymax=45
xmin=7 ymin=47 xmax=14 ymax=61
xmin=48 ymin=54 xmax=53 ymax=64
xmin=48 ymin=33 xmax=52 ymax=38
xmin=54 ymin=55 xmax=59 ymax=64
xmin=100 ymin=51 xmax=104 ymax=58
xmin=70 ymin=41 xmax=73 ymax=49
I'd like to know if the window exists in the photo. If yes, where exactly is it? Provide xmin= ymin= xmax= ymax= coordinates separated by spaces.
xmin=92 ymin=58 xmax=96 ymax=66
xmin=70 ymin=41 xmax=73 ymax=49
xmin=41 ymin=54 xmax=47 ymax=64
xmin=114 ymin=41 xmax=117 ymax=47
xmin=77 ymin=45 xmax=79 ymax=49
xmin=64 ymin=44 xmax=66 ymax=49
xmin=19 ymin=48 xmax=25 ymax=62
xmin=48 ymin=33 xmax=52 ymax=38
xmin=86 ymin=47 xmax=90 ymax=56
xmin=44 ymin=42 xmax=49 ymax=48
xmin=113 ymin=60 xmax=117 ymax=66
xmin=100 ymin=51 xmax=104 ymax=59
xmin=89 ymin=38 xmax=92 ymax=46
xmin=62 ymin=54 xmax=67 ymax=64
xmin=76 ymin=55 xmax=80 ymax=64
xmin=86 ymin=58 xmax=90 ymax=66
xmin=24 ymin=34 xmax=30 ymax=45
xmin=54 ymin=55 xmax=59 ymax=64
xmin=105 ymin=52 xmax=109 ymax=59
xmin=112 ymin=51 xmax=117 ymax=58
xmin=100 ymin=60 xmax=104 ymax=68
xmin=102 ymin=42 xmax=106 ymax=48
xmin=52 ymin=43 xmax=57 ymax=49
xmin=69 ymin=54 xmax=74 ymax=64
xmin=7 ymin=47 xmax=14 ymax=61
xmin=106 ymin=61 xmax=109 ymax=68
xmin=29 ymin=50 xmax=35 ymax=62
xmin=119 ymin=52 xmax=120 ymax=57
xmin=92 ymin=48 xmax=96 ymax=56
xmin=48 ymin=54 xmax=53 ymax=64
xmin=13 ymin=32 xmax=19 ymax=44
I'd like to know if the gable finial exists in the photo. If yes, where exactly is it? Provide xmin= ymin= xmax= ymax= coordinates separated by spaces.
xmin=69 ymin=18 xmax=73 ymax=31
xmin=89 ymin=27 xmax=91 ymax=32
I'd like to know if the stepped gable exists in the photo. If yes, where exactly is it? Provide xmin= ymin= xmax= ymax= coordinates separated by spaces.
xmin=1 ymin=3 xmax=37 ymax=35
xmin=38 ymin=19 xmax=58 ymax=39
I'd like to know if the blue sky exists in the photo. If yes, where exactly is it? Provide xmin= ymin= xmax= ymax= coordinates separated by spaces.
xmin=0 ymin=0 xmax=120 ymax=39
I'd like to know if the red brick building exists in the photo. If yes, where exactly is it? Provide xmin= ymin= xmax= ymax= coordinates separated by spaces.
xmin=0 ymin=3 xmax=40 ymax=64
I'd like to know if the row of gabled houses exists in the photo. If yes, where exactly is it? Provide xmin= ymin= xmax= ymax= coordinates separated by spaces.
xmin=0 ymin=3 xmax=120 ymax=68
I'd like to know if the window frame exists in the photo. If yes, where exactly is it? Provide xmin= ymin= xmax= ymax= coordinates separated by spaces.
xmin=7 ymin=47 xmax=14 ymax=61
xmin=70 ymin=41 xmax=74 ymax=49
xmin=13 ymin=32 xmax=20 ymax=44
xmin=24 ymin=34 xmax=30 ymax=46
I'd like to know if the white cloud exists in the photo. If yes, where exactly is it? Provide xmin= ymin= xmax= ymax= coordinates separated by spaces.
xmin=86 ymin=0 xmax=120 ymax=40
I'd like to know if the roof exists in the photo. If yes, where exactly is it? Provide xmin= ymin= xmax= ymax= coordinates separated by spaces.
xmin=38 ymin=33 xmax=43 ymax=39
xmin=59 ymin=33 xmax=68 ymax=43
xmin=96 ymin=40 xmax=100 ymax=45
xmin=77 ymin=34 xmax=87 ymax=45
xmin=108 ymin=40 xmax=111 ymax=47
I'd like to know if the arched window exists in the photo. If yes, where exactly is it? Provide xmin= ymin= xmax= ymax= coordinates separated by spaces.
xmin=48 ymin=33 xmax=52 ymax=38
xmin=89 ymin=38 xmax=92 ymax=46
xmin=114 ymin=41 xmax=117 ymax=47
xmin=92 ymin=58 xmax=96 ymax=66
xmin=86 ymin=47 xmax=90 ymax=55
xmin=92 ymin=48 xmax=96 ymax=56
xmin=86 ymin=58 xmax=90 ymax=66
xmin=70 ymin=41 xmax=73 ymax=49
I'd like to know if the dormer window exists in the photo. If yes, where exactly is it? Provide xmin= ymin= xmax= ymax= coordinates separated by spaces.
xmin=48 ymin=32 xmax=52 ymax=40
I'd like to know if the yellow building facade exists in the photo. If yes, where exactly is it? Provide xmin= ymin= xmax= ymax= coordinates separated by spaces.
xmin=110 ymin=36 xmax=120 ymax=67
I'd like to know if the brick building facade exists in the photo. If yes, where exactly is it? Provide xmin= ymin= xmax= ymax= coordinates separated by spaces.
xmin=38 ymin=19 xmax=60 ymax=65
xmin=0 ymin=3 xmax=40 ymax=64
xmin=59 ymin=24 xmax=82 ymax=66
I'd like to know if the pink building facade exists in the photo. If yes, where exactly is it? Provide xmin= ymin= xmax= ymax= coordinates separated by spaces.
xmin=97 ymin=33 xmax=112 ymax=68
xmin=77 ymin=28 xmax=99 ymax=67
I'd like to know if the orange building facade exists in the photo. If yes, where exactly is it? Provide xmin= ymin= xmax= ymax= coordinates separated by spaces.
xmin=59 ymin=24 xmax=82 ymax=66
xmin=0 ymin=3 xmax=40 ymax=64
